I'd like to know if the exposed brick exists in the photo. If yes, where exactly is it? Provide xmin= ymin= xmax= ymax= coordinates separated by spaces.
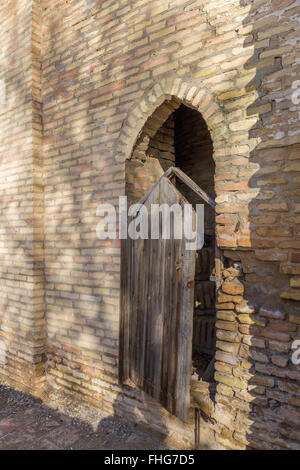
xmin=0 ymin=0 xmax=299 ymax=453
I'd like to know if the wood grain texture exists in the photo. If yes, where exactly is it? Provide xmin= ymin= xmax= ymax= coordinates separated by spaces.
xmin=120 ymin=174 xmax=197 ymax=421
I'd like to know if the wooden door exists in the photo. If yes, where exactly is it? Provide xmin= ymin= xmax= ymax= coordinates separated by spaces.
xmin=120 ymin=172 xmax=197 ymax=421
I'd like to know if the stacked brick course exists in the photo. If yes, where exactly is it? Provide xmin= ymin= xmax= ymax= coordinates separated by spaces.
xmin=0 ymin=0 xmax=299 ymax=450
xmin=0 ymin=0 xmax=45 ymax=393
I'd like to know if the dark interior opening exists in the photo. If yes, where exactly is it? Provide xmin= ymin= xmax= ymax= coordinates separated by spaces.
xmin=127 ymin=101 xmax=217 ymax=385
xmin=173 ymin=105 xmax=216 ymax=383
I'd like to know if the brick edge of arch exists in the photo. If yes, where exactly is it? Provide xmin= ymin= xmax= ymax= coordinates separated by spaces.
xmin=116 ymin=77 xmax=229 ymax=163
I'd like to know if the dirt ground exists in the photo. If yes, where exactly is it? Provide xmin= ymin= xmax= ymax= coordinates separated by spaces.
xmin=0 ymin=383 xmax=167 ymax=450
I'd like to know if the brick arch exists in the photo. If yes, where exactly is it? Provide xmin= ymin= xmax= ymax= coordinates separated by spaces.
xmin=116 ymin=77 xmax=228 ymax=163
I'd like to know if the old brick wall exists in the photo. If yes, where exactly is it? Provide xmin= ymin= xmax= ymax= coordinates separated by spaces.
xmin=0 ymin=0 xmax=299 ymax=450
xmin=0 ymin=0 xmax=45 ymax=393
xmin=126 ymin=111 xmax=177 ymax=205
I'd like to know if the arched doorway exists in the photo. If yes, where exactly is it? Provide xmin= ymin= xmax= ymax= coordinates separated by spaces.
xmin=174 ymin=105 xmax=216 ymax=383
xmin=120 ymin=97 xmax=217 ymax=420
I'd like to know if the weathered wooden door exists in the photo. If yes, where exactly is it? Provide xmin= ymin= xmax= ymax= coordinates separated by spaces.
xmin=120 ymin=170 xmax=198 ymax=421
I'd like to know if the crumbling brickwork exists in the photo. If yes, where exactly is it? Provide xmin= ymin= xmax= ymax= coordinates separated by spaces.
xmin=0 ymin=0 xmax=299 ymax=450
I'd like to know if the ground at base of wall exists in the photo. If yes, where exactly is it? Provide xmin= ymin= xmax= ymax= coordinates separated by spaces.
xmin=0 ymin=382 xmax=167 ymax=450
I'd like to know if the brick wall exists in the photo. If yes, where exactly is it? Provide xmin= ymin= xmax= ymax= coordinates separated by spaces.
xmin=0 ymin=0 xmax=45 ymax=393
xmin=0 ymin=0 xmax=299 ymax=450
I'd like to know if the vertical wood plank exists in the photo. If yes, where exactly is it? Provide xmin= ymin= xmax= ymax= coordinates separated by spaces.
xmin=120 ymin=170 xmax=201 ymax=421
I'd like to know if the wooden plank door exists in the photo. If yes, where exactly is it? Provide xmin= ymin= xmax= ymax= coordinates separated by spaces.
xmin=120 ymin=174 xmax=197 ymax=421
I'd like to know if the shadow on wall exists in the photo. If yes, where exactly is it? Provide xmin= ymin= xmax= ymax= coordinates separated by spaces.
xmin=39 ymin=0 xmax=300 ymax=451
xmin=0 ymin=1 xmax=46 ymax=389
xmin=113 ymin=0 xmax=300 ymax=450
xmin=213 ymin=0 xmax=300 ymax=450
xmin=42 ymin=0 xmax=125 ymax=404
